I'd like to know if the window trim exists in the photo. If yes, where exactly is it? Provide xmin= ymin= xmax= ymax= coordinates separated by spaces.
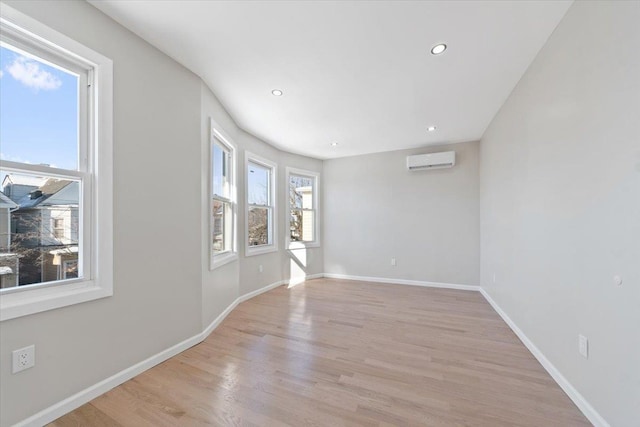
xmin=245 ymin=152 xmax=278 ymax=257
xmin=209 ymin=119 xmax=238 ymax=270
xmin=0 ymin=5 xmax=113 ymax=321
xmin=285 ymin=167 xmax=320 ymax=249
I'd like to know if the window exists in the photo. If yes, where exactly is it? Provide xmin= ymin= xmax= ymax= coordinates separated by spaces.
xmin=62 ymin=260 xmax=78 ymax=280
xmin=0 ymin=5 xmax=113 ymax=321
xmin=210 ymin=120 xmax=237 ymax=269
xmin=286 ymin=168 xmax=320 ymax=248
xmin=53 ymin=218 xmax=64 ymax=239
xmin=245 ymin=153 xmax=277 ymax=256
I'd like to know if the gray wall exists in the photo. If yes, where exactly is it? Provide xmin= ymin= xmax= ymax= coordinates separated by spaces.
xmin=479 ymin=1 xmax=640 ymax=426
xmin=324 ymin=141 xmax=480 ymax=286
xmin=200 ymin=83 xmax=241 ymax=330
xmin=1 ymin=1 xmax=202 ymax=425
xmin=0 ymin=1 xmax=323 ymax=425
xmin=200 ymin=83 xmax=324 ymax=329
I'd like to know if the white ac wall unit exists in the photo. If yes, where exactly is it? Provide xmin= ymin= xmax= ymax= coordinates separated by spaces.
xmin=406 ymin=151 xmax=455 ymax=171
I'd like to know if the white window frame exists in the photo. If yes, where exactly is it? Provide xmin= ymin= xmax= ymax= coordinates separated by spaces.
xmin=209 ymin=119 xmax=237 ymax=270
xmin=0 ymin=5 xmax=113 ymax=322
xmin=285 ymin=167 xmax=320 ymax=249
xmin=245 ymin=152 xmax=277 ymax=257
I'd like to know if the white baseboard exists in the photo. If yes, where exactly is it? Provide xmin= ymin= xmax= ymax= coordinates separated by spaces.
xmin=237 ymin=280 xmax=285 ymax=303
xmin=16 ymin=333 xmax=204 ymax=427
xmin=16 ymin=279 xmax=286 ymax=427
xmin=479 ymin=288 xmax=609 ymax=427
xmin=323 ymin=272 xmax=480 ymax=291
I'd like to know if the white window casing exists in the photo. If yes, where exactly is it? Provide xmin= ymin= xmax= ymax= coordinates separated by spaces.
xmin=245 ymin=152 xmax=277 ymax=257
xmin=286 ymin=167 xmax=320 ymax=249
xmin=0 ymin=5 xmax=113 ymax=321
xmin=210 ymin=119 xmax=238 ymax=270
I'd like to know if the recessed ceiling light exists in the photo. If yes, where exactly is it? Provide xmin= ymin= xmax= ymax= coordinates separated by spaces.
xmin=271 ymin=89 xmax=283 ymax=96
xmin=330 ymin=142 xmax=339 ymax=147
xmin=427 ymin=126 xmax=437 ymax=132
xmin=430 ymin=44 xmax=447 ymax=55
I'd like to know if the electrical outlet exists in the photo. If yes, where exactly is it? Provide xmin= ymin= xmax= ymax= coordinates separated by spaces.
xmin=391 ymin=258 xmax=396 ymax=266
xmin=12 ymin=345 xmax=35 ymax=373
xmin=492 ymin=273 xmax=496 ymax=284
xmin=578 ymin=335 xmax=588 ymax=359
xmin=258 ymin=265 xmax=263 ymax=273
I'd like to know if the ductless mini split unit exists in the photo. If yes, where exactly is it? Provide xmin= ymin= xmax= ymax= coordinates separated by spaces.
xmin=406 ymin=151 xmax=456 ymax=171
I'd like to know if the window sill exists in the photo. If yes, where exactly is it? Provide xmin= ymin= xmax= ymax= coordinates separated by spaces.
xmin=245 ymin=245 xmax=278 ymax=257
xmin=210 ymin=252 xmax=238 ymax=270
xmin=287 ymin=241 xmax=321 ymax=250
xmin=0 ymin=280 xmax=112 ymax=321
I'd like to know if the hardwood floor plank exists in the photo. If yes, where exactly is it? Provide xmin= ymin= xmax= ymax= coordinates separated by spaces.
xmin=50 ymin=279 xmax=591 ymax=426
xmin=48 ymin=403 xmax=121 ymax=427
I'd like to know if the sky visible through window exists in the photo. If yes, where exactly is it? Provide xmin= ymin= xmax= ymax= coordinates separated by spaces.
xmin=248 ymin=161 xmax=269 ymax=205
xmin=0 ymin=44 xmax=78 ymax=184
xmin=212 ymin=144 xmax=227 ymax=198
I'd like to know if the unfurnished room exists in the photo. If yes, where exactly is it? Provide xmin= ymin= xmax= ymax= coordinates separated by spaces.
xmin=0 ymin=1 xmax=638 ymax=426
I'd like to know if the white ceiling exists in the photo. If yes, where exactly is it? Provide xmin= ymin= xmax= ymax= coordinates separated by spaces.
xmin=89 ymin=0 xmax=572 ymax=159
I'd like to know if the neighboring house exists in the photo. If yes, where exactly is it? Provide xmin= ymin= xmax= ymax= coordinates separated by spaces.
xmin=1 ymin=174 xmax=46 ymax=202
xmin=0 ymin=192 xmax=19 ymax=288
xmin=2 ymin=176 xmax=79 ymax=285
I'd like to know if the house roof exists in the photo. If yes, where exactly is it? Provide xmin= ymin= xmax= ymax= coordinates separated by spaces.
xmin=1 ymin=174 xmax=46 ymax=188
xmin=15 ymin=178 xmax=75 ymax=209
xmin=0 ymin=192 xmax=18 ymax=209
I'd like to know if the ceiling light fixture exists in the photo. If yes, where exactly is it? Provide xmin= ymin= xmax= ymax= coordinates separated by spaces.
xmin=271 ymin=89 xmax=283 ymax=96
xmin=430 ymin=44 xmax=447 ymax=55
xmin=427 ymin=126 xmax=437 ymax=132
xmin=330 ymin=142 xmax=339 ymax=147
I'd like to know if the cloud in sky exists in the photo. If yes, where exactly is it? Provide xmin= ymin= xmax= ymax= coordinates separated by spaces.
xmin=0 ymin=70 xmax=3 ymax=78
xmin=6 ymin=56 xmax=61 ymax=91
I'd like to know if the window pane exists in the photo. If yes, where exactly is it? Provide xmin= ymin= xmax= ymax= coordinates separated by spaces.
xmin=0 ymin=44 xmax=79 ymax=170
xmin=289 ymin=175 xmax=314 ymax=209
xmin=212 ymin=199 xmax=232 ymax=253
xmin=290 ymin=209 xmax=314 ymax=242
xmin=212 ymin=199 xmax=224 ymax=252
xmin=248 ymin=206 xmax=270 ymax=246
xmin=212 ymin=142 xmax=229 ymax=198
xmin=0 ymin=171 xmax=80 ymax=288
xmin=247 ymin=161 xmax=269 ymax=205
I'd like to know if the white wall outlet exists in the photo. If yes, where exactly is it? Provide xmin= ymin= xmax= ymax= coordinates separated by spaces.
xmin=12 ymin=345 xmax=35 ymax=373
xmin=258 ymin=265 xmax=263 ymax=273
xmin=578 ymin=335 xmax=589 ymax=359
xmin=391 ymin=258 xmax=396 ymax=266
xmin=492 ymin=273 xmax=496 ymax=284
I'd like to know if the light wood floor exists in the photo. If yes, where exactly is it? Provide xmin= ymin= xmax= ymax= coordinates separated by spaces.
xmin=50 ymin=278 xmax=590 ymax=426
